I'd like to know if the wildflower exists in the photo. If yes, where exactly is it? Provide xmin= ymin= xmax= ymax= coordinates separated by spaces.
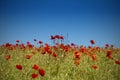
xmin=16 ymin=43 xmax=18 ymax=46
xmin=74 ymin=52 xmax=81 ymax=59
xmin=32 ymin=64 xmax=39 ymax=70
xmin=27 ymin=41 xmax=30 ymax=45
xmin=106 ymin=50 xmax=112 ymax=55
xmin=44 ymin=43 xmax=50 ymax=52
xmin=63 ymin=46 xmax=69 ymax=52
xmin=53 ymin=46 xmax=58 ymax=51
xmin=60 ymin=36 xmax=64 ymax=39
xmin=5 ymin=54 xmax=11 ymax=60
xmin=55 ymin=35 xmax=60 ymax=39
xmin=107 ymin=55 xmax=113 ymax=59
xmin=39 ymin=69 xmax=45 ymax=76
xmin=25 ymin=54 xmax=32 ymax=59
xmin=106 ymin=50 xmax=113 ymax=59
xmin=71 ymin=43 xmax=75 ymax=46
xmin=47 ymin=50 xmax=52 ymax=55
xmin=88 ymin=46 xmax=92 ymax=48
xmin=32 ymin=52 xmax=36 ymax=55
xmin=5 ymin=43 xmax=11 ymax=47
xmin=80 ymin=47 xmax=86 ymax=53
xmin=105 ymin=44 xmax=109 ymax=48
xmin=111 ymin=45 xmax=114 ymax=48
xmin=52 ymin=52 xmax=57 ymax=58
xmin=115 ymin=60 xmax=120 ymax=65
xmin=90 ymin=40 xmax=95 ymax=45
xmin=91 ymin=54 xmax=97 ymax=61
xmin=92 ymin=65 xmax=98 ymax=69
xmin=16 ymin=64 xmax=22 ymax=70
xmin=41 ymin=50 xmax=46 ymax=55
xmin=50 ymin=35 xmax=55 ymax=40
xmin=31 ymin=73 xmax=38 ymax=78
xmin=38 ymin=41 xmax=43 ymax=44
xmin=34 ymin=39 xmax=37 ymax=42
xmin=16 ymin=40 xmax=20 ymax=43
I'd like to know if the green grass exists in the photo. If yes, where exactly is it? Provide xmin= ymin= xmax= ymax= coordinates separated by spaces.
xmin=0 ymin=44 xmax=120 ymax=80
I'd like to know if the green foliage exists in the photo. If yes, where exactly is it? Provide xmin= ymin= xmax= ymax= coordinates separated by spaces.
xmin=0 ymin=45 xmax=120 ymax=80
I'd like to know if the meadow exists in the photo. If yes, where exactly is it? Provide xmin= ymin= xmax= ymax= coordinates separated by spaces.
xmin=0 ymin=35 xmax=120 ymax=80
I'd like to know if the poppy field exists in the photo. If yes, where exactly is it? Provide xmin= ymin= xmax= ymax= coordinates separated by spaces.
xmin=0 ymin=35 xmax=120 ymax=80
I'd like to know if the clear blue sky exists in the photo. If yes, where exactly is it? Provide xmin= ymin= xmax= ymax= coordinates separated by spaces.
xmin=0 ymin=0 xmax=120 ymax=47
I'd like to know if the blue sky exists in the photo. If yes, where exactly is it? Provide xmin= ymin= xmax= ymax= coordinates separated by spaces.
xmin=0 ymin=0 xmax=120 ymax=47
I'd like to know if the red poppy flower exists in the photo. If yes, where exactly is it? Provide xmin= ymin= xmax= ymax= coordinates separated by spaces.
xmin=5 ymin=43 xmax=11 ymax=47
xmin=27 ymin=41 xmax=30 ymax=45
xmin=111 ymin=45 xmax=114 ymax=48
xmin=88 ymin=46 xmax=92 ymax=48
xmin=107 ymin=55 xmax=113 ymax=59
xmin=71 ymin=43 xmax=75 ymax=46
xmin=34 ymin=39 xmax=37 ymax=42
xmin=41 ymin=50 xmax=46 ymax=55
xmin=80 ymin=48 xmax=86 ymax=53
xmin=50 ymin=35 xmax=55 ymax=40
xmin=32 ymin=52 xmax=36 ymax=55
xmin=106 ymin=50 xmax=113 ymax=59
xmin=16 ymin=64 xmax=22 ymax=70
xmin=16 ymin=40 xmax=20 ymax=43
xmin=39 ymin=69 xmax=45 ymax=76
xmin=90 ymin=40 xmax=95 ymax=45
xmin=91 ymin=54 xmax=97 ymax=61
xmin=32 ymin=64 xmax=39 ymax=70
xmin=38 ymin=41 xmax=43 ymax=44
xmin=115 ymin=60 xmax=120 ymax=65
xmin=5 ymin=54 xmax=11 ymax=60
xmin=74 ymin=52 xmax=81 ymax=59
xmin=25 ymin=54 xmax=32 ymax=59
xmin=47 ymin=50 xmax=52 ymax=55
xmin=60 ymin=36 xmax=64 ymax=39
xmin=106 ymin=50 xmax=112 ymax=55
xmin=63 ymin=46 xmax=69 ymax=52
xmin=53 ymin=46 xmax=58 ymax=51
xmin=92 ymin=65 xmax=98 ymax=69
xmin=105 ymin=44 xmax=109 ymax=48
xmin=16 ymin=43 xmax=18 ymax=46
xmin=31 ymin=73 xmax=38 ymax=78
xmin=55 ymin=35 xmax=60 ymax=39
xmin=52 ymin=52 xmax=57 ymax=58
